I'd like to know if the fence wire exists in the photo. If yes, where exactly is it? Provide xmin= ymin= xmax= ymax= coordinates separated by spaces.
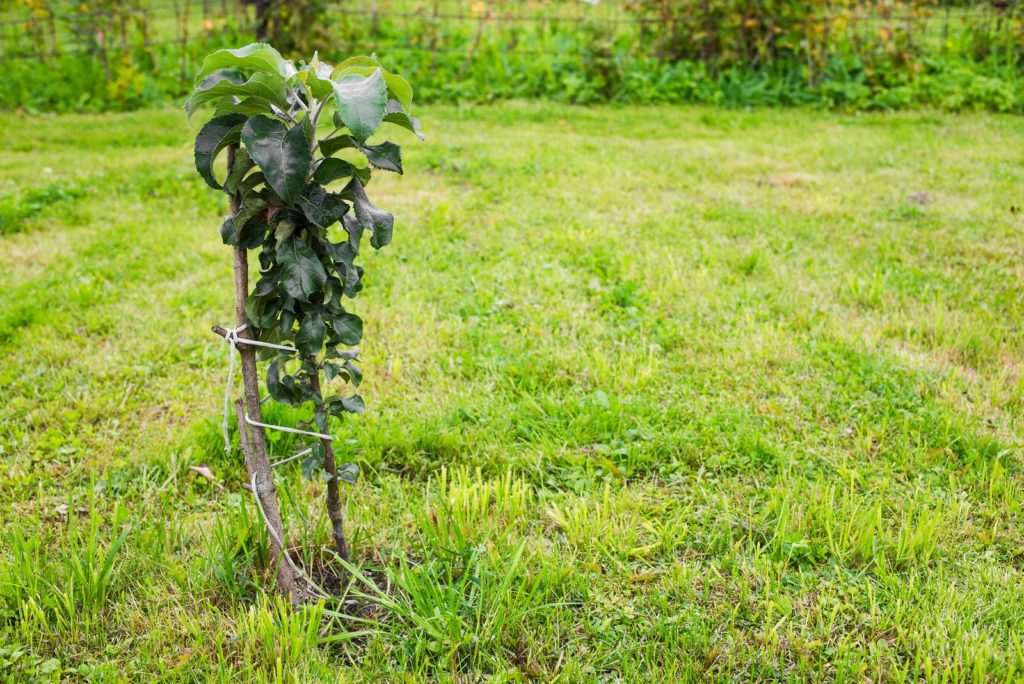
xmin=1 ymin=1 xmax=1021 ymax=69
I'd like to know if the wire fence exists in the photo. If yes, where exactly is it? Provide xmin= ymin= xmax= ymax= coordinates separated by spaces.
xmin=1 ymin=1 xmax=1021 ymax=69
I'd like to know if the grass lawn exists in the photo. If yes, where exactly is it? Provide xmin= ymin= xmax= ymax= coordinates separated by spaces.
xmin=1 ymin=102 xmax=1022 ymax=682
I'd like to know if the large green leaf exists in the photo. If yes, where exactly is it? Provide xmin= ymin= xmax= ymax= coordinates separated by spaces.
xmin=194 ymin=113 xmax=247 ymax=190
xmin=278 ymin=235 xmax=327 ymax=302
xmin=297 ymin=183 xmax=348 ymax=229
xmin=331 ymin=69 xmax=388 ymax=144
xmin=241 ymin=116 xmax=311 ymax=205
xmin=330 ymin=312 xmax=363 ymax=345
xmin=331 ymin=63 xmax=413 ymax=112
xmin=343 ymin=177 xmax=394 ymax=249
xmin=295 ymin=312 xmax=327 ymax=356
xmin=267 ymin=358 xmax=302 ymax=406
xmin=186 ymin=69 xmax=289 ymax=118
xmin=195 ymin=43 xmax=295 ymax=82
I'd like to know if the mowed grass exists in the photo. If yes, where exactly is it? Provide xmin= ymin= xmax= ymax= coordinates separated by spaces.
xmin=0 ymin=102 xmax=1023 ymax=682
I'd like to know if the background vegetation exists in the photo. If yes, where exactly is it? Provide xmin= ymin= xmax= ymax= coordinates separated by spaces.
xmin=1 ymin=102 xmax=1022 ymax=681
xmin=1 ymin=0 xmax=1024 ymax=112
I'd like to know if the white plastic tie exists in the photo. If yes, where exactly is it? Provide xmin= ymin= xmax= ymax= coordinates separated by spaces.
xmin=215 ymin=326 xmax=336 ymax=599
xmin=270 ymin=447 xmax=313 ymax=469
xmin=249 ymin=472 xmax=330 ymax=600
xmin=245 ymin=414 xmax=333 ymax=442
xmin=220 ymin=323 xmax=334 ymax=453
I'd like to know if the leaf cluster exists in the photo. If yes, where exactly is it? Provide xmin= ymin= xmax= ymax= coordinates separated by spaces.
xmin=189 ymin=44 xmax=421 ymax=431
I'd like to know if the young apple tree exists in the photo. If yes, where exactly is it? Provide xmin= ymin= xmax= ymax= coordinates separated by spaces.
xmin=187 ymin=43 xmax=421 ymax=600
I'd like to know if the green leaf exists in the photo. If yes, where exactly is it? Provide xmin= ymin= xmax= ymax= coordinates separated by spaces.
xmin=331 ymin=64 xmax=413 ymax=112
xmin=224 ymin=147 xmax=256 ymax=194
xmin=318 ymin=134 xmax=358 ymax=158
xmin=222 ymin=192 xmax=269 ymax=246
xmin=337 ymin=462 xmax=360 ymax=484
xmin=330 ymin=312 xmax=363 ymax=345
xmin=278 ymin=235 xmax=327 ymax=302
xmin=186 ymin=70 xmax=290 ymax=118
xmin=344 ymin=359 xmax=363 ymax=386
xmin=194 ymin=114 xmax=247 ymax=189
xmin=241 ymin=116 xmax=312 ymax=205
xmin=297 ymin=183 xmax=348 ymax=229
xmin=359 ymin=141 xmax=402 ymax=174
xmin=383 ymin=107 xmax=425 ymax=141
xmin=267 ymin=357 xmax=316 ymax=406
xmin=297 ymin=56 xmax=335 ymax=100
xmin=195 ymin=43 xmax=295 ymax=82
xmin=331 ymin=69 xmax=388 ymax=144
xmin=382 ymin=72 xmax=414 ymax=112
xmin=313 ymin=157 xmax=370 ymax=186
xmin=296 ymin=312 xmax=327 ymax=356
xmin=343 ymin=177 xmax=394 ymax=249
xmin=331 ymin=56 xmax=380 ymax=73
xmin=239 ymin=214 xmax=269 ymax=250
xmin=323 ymin=361 xmax=342 ymax=382
xmin=341 ymin=394 xmax=365 ymax=414
xmin=301 ymin=445 xmax=324 ymax=480
xmin=266 ymin=358 xmax=295 ymax=405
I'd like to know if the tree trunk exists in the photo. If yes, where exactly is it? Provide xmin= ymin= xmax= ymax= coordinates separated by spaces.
xmin=226 ymin=144 xmax=304 ymax=602
xmin=308 ymin=368 xmax=350 ymax=562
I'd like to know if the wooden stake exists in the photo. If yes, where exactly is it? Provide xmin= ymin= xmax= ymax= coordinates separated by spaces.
xmin=225 ymin=144 xmax=304 ymax=602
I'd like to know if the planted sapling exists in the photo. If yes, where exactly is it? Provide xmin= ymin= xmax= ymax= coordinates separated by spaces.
xmin=187 ymin=43 xmax=421 ymax=599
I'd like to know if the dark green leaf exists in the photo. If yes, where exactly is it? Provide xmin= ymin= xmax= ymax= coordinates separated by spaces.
xmin=254 ymin=273 xmax=277 ymax=296
xmin=278 ymin=235 xmax=327 ymax=302
xmin=297 ymin=183 xmax=348 ymax=229
xmin=194 ymin=114 xmax=247 ymax=189
xmin=313 ymin=157 xmax=371 ymax=186
xmin=221 ymin=191 xmax=269 ymax=246
xmin=266 ymin=358 xmax=301 ymax=406
xmin=237 ymin=214 xmax=269 ymax=250
xmin=324 ymin=361 xmax=342 ymax=382
xmin=318 ymin=134 xmax=358 ymax=158
xmin=241 ymin=115 xmax=312 ymax=205
xmin=295 ymin=312 xmax=327 ymax=356
xmin=330 ymin=312 xmax=363 ymax=345
xmin=343 ymin=177 xmax=394 ymax=249
xmin=331 ymin=69 xmax=388 ymax=144
xmin=359 ymin=141 xmax=402 ymax=174
xmin=220 ymin=217 xmax=235 ymax=245
xmin=224 ymin=148 xmax=256 ymax=194
xmin=280 ymin=308 xmax=296 ymax=336
xmin=244 ymin=293 xmax=262 ymax=327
